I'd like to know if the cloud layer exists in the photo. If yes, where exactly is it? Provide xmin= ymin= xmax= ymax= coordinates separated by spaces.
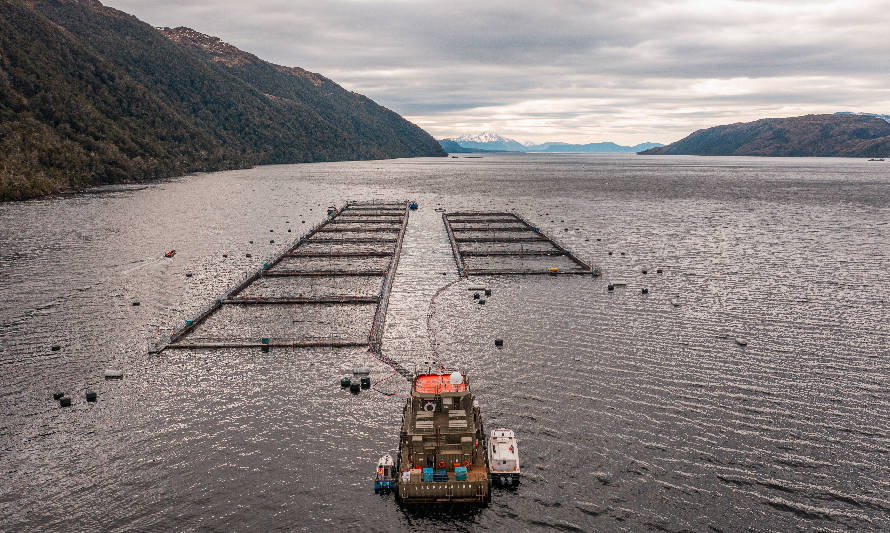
xmin=105 ymin=0 xmax=890 ymax=143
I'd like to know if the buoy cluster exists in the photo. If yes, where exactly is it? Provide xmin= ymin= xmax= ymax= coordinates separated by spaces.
xmin=53 ymin=386 xmax=102 ymax=407
xmin=341 ymin=367 xmax=372 ymax=394
xmin=471 ymin=287 xmax=493 ymax=306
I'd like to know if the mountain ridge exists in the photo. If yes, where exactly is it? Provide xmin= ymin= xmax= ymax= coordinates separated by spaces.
xmin=440 ymin=132 xmax=662 ymax=153
xmin=640 ymin=114 xmax=890 ymax=157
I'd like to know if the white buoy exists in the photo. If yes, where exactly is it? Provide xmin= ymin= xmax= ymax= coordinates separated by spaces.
xmin=612 ymin=280 xmax=627 ymax=286
xmin=735 ymin=338 xmax=748 ymax=346
xmin=671 ymin=299 xmax=680 ymax=307
xmin=104 ymin=369 xmax=124 ymax=379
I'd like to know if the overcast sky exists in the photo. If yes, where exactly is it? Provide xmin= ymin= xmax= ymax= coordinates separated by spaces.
xmin=105 ymin=0 xmax=890 ymax=144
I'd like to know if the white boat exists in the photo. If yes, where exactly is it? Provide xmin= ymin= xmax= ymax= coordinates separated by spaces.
xmin=374 ymin=453 xmax=396 ymax=493
xmin=488 ymin=428 xmax=520 ymax=486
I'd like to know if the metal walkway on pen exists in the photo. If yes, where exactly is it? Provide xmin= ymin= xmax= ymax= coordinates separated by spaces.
xmin=150 ymin=201 xmax=411 ymax=354
xmin=442 ymin=211 xmax=598 ymax=276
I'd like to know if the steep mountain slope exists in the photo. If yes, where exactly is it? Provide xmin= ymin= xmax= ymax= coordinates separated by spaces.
xmin=0 ymin=0 xmax=443 ymax=201
xmin=157 ymin=27 xmax=441 ymax=160
xmin=640 ymin=114 xmax=890 ymax=157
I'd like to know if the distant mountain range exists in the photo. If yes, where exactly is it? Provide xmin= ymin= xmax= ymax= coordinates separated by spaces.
xmin=439 ymin=132 xmax=663 ymax=153
xmin=640 ymin=114 xmax=890 ymax=157
xmin=0 ymin=1 xmax=443 ymax=201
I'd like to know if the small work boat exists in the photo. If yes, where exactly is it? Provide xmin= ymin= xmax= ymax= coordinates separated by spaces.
xmin=374 ymin=453 xmax=396 ymax=493
xmin=488 ymin=428 xmax=520 ymax=486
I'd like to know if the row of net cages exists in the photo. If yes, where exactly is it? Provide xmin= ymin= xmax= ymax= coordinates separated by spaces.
xmin=151 ymin=202 xmax=411 ymax=353
xmin=442 ymin=211 xmax=598 ymax=276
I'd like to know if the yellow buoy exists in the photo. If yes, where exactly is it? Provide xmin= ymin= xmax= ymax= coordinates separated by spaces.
xmin=549 ymin=267 xmax=559 ymax=273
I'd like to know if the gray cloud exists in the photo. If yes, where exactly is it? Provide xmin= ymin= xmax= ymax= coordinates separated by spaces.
xmin=105 ymin=0 xmax=890 ymax=144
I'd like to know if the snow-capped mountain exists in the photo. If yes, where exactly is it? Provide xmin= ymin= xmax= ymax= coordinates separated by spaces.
xmin=448 ymin=131 xmax=527 ymax=151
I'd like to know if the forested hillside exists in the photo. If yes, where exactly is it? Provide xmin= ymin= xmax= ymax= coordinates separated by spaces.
xmin=640 ymin=114 xmax=890 ymax=157
xmin=0 ymin=0 xmax=444 ymax=201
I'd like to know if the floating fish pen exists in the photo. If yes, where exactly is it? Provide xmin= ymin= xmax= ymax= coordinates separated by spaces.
xmin=442 ymin=211 xmax=597 ymax=276
xmin=150 ymin=201 xmax=412 ymax=353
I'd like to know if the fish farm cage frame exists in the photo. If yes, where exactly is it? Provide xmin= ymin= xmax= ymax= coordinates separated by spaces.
xmin=442 ymin=211 xmax=598 ymax=276
xmin=150 ymin=201 xmax=412 ymax=355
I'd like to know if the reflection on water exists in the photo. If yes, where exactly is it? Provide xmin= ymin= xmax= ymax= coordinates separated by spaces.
xmin=1 ymin=154 xmax=888 ymax=531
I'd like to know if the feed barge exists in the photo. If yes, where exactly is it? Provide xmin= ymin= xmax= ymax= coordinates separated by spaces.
xmin=396 ymin=372 xmax=491 ymax=504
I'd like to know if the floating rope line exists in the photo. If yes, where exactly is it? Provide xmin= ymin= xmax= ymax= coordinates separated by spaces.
xmin=370 ymin=347 xmax=409 ymax=398
xmin=369 ymin=277 xmax=464 ymax=398
xmin=427 ymin=278 xmax=464 ymax=370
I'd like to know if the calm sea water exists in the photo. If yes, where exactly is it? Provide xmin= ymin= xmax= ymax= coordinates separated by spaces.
xmin=1 ymin=153 xmax=888 ymax=531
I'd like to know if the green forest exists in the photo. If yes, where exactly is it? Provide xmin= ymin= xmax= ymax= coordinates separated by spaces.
xmin=0 ymin=0 xmax=444 ymax=201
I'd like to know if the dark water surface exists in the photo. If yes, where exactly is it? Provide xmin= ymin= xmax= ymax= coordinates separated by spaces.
xmin=1 ymin=154 xmax=889 ymax=531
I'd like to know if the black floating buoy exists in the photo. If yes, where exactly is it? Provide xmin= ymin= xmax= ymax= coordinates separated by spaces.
xmin=642 ymin=269 xmax=648 ymax=274
xmin=249 ymin=240 xmax=253 ymax=244
xmin=132 ymin=301 xmax=140 ymax=306
xmin=340 ymin=377 xmax=351 ymax=387
xmin=51 ymin=345 xmax=61 ymax=351
xmin=85 ymin=391 xmax=97 ymax=402
xmin=596 ymin=238 xmax=601 ymax=241
xmin=288 ymin=229 xmax=291 ymax=232
xmin=478 ymin=299 xmax=486 ymax=305
xmin=59 ymin=396 xmax=72 ymax=407
xmin=270 ymin=229 xmax=274 ymax=232
xmin=494 ymin=339 xmax=504 ymax=347
xmin=608 ymin=252 xmax=613 ymax=256
xmin=608 ymin=284 xmax=614 ymax=291
xmin=350 ymin=382 xmax=361 ymax=393
xmin=620 ymin=252 xmax=625 ymax=256
xmin=223 ymin=254 xmax=228 ymax=258
xmin=657 ymin=268 xmax=663 ymax=274
xmin=185 ymin=272 xmax=193 ymax=278
xmin=270 ymin=240 xmax=275 ymax=244
xmin=53 ymin=391 xmax=65 ymax=400
xmin=473 ymin=293 xmax=480 ymax=300
xmin=484 ymin=289 xmax=492 ymax=296
xmin=641 ymin=288 xmax=649 ymax=294
xmin=361 ymin=376 xmax=371 ymax=389
xmin=246 ymin=253 xmax=252 ymax=258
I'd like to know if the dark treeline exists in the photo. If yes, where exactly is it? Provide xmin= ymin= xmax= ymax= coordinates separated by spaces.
xmin=640 ymin=114 xmax=890 ymax=157
xmin=0 ymin=0 xmax=444 ymax=201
